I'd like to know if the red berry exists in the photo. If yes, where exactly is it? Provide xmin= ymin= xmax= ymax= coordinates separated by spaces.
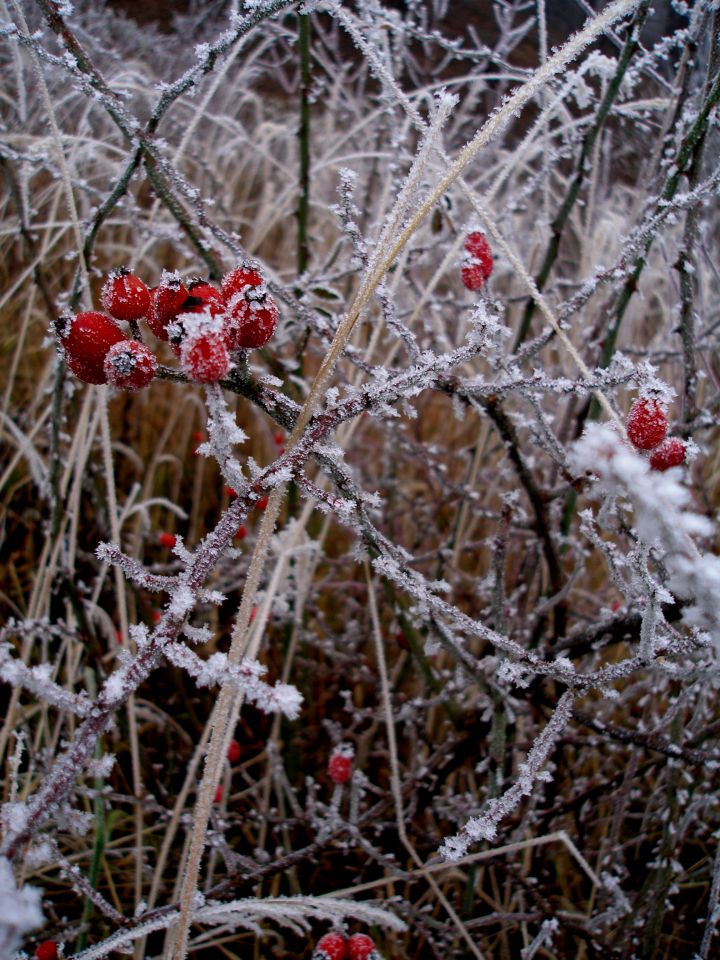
xmin=649 ymin=437 xmax=686 ymax=471
xmin=461 ymin=231 xmax=493 ymax=291
xmin=328 ymin=744 xmax=354 ymax=785
xmin=227 ymin=739 xmax=242 ymax=764
xmin=347 ymin=934 xmax=381 ymax=960
xmin=274 ymin=431 xmax=284 ymax=446
xmin=182 ymin=280 xmax=225 ymax=317
xmin=103 ymin=339 xmax=158 ymax=390
xmin=221 ymin=264 xmax=264 ymax=302
xmin=158 ymin=532 xmax=176 ymax=549
xmin=181 ymin=331 xmax=230 ymax=383
xmin=225 ymin=486 xmax=237 ymax=498
xmin=234 ymin=525 xmax=247 ymax=540
xmin=224 ymin=297 xmax=279 ymax=350
xmin=256 ymin=495 xmax=269 ymax=511
xmin=147 ymin=278 xmax=187 ymax=341
xmin=101 ymin=268 xmax=150 ymax=322
xmin=626 ymin=397 xmax=668 ymax=450
xmin=35 ymin=942 xmax=59 ymax=960
xmin=151 ymin=609 xmax=162 ymax=624
xmin=55 ymin=310 xmax=127 ymax=384
xmin=221 ymin=267 xmax=277 ymax=351
xmin=313 ymin=932 xmax=348 ymax=960
xmin=214 ymin=784 xmax=223 ymax=803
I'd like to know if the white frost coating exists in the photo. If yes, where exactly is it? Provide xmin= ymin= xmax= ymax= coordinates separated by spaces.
xmin=439 ymin=692 xmax=574 ymax=860
xmin=570 ymin=424 xmax=720 ymax=643
xmin=0 ymin=856 xmax=44 ymax=956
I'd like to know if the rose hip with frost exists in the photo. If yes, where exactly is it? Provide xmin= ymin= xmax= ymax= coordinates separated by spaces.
xmin=55 ymin=310 xmax=127 ymax=385
xmin=347 ymin=933 xmax=382 ymax=960
xmin=328 ymin=743 xmax=354 ymax=784
xmin=101 ymin=267 xmax=150 ymax=322
xmin=312 ymin=932 xmax=348 ymax=960
xmin=103 ymin=339 xmax=158 ymax=391
xmin=626 ymin=396 xmax=668 ymax=450
xmin=147 ymin=278 xmax=187 ymax=341
xmin=181 ymin=330 xmax=230 ymax=383
xmin=649 ymin=437 xmax=686 ymax=471
xmin=461 ymin=230 xmax=493 ymax=291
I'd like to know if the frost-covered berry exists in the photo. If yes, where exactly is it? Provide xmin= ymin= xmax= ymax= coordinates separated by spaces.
xmin=181 ymin=330 xmax=230 ymax=383
xmin=221 ymin=264 xmax=264 ymax=302
xmin=182 ymin=280 xmax=225 ymax=317
xmin=158 ymin=532 xmax=176 ymax=549
xmin=328 ymin=743 xmax=354 ymax=785
xmin=224 ymin=296 xmax=279 ymax=350
xmin=147 ymin=277 xmax=187 ymax=341
xmin=222 ymin=265 xmax=278 ymax=350
xmin=347 ymin=933 xmax=382 ymax=960
xmin=461 ymin=231 xmax=493 ymax=291
xmin=312 ymin=931 xmax=348 ymax=960
xmin=214 ymin=785 xmax=224 ymax=803
xmin=101 ymin=267 xmax=150 ymax=322
xmin=103 ymin=339 xmax=158 ymax=391
xmin=649 ymin=437 xmax=686 ymax=471
xmin=234 ymin=525 xmax=247 ymax=540
xmin=256 ymin=495 xmax=269 ymax=511
xmin=227 ymin=739 xmax=242 ymax=763
xmin=626 ymin=397 xmax=668 ymax=450
xmin=55 ymin=310 xmax=127 ymax=384
xmin=35 ymin=941 xmax=59 ymax=960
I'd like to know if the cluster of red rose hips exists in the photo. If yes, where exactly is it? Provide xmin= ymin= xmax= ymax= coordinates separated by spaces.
xmin=461 ymin=230 xmax=493 ymax=291
xmin=625 ymin=396 xmax=687 ymax=471
xmin=54 ymin=263 xmax=278 ymax=390
xmin=313 ymin=932 xmax=383 ymax=960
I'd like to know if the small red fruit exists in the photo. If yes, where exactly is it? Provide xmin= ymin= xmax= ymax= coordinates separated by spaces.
xmin=626 ymin=397 xmax=668 ymax=450
xmin=56 ymin=310 xmax=127 ymax=384
xmin=347 ymin=934 xmax=381 ymax=960
xmin=227 ymin=739 xmax=242 ymax=764
xmin=649 ymin=436 xmax=686 ymax=471
xmin=224 ymin=297 xmax=279 ymax=350
xmin=103 ymin=339 xmax=158 ymax=390
xmin=221 ymin=262 xmax=277 ymax=350
xmin=181 ymin=330 xmax=230 ymax=383
xmin=461 ymin=231 xmax=493 ymax=291
xmin=256 ymin=495 xmax=269 ymax=511
xmin=312 ymin=932 xmax=348 ymax=960
xmin=158 ymin=532 xmax=177 ymax=549
xmin=182 ymin=280 xmax=225 ymax=317
xmin=35 ymin=941 xmax=60 ymax=960
xmin=328 ymin=743 xmax=354 ymax=785
xmin=214 ymin=784 xmax=224 ymax=803
xmin=225 ymin=486 xmax=237 ymax=498
xmin=274 ymin=431 xmax=284 ymax=446
xmin=234 ymin=525 xmax=247 ymax=540
xmin=35 ymin=942 xmax=60 ymax=960
xmin=147 ymin=277 xmax=188 ymax=341
xmin=221 ymin=264 xmax=264 ymax=302
xmin=101 ymin=268 xmax=150 ymax=321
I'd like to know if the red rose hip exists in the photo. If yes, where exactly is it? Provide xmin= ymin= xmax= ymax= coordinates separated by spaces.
xmin=626 ymin=397 xmax=668 ymax=450
xmin=103 ymin=339 xmax=158 ymax=390
xmin=56 ymin=310 xmax=127 ymax=384
xmin=147 ymin=276 xmax=187 ymax=341
xmin=101 ymin=267 xmax=150 ymax=322
xmin=313 ymin=932 xmax=348 ymax=960
xmin=35 ymin=942 xmax=59 ymax=960
xmin=461 ymin=231 xmax=493 ymax=291
xmin=181 ymin=330 xmax=230 ymax=383
xmin=347 ymin=934 xmax=382 ymax=960
xmin=649 ymin=437 xmax=686 ymax=471
xmin=328 ymin=743 xmax=354 ymax=785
